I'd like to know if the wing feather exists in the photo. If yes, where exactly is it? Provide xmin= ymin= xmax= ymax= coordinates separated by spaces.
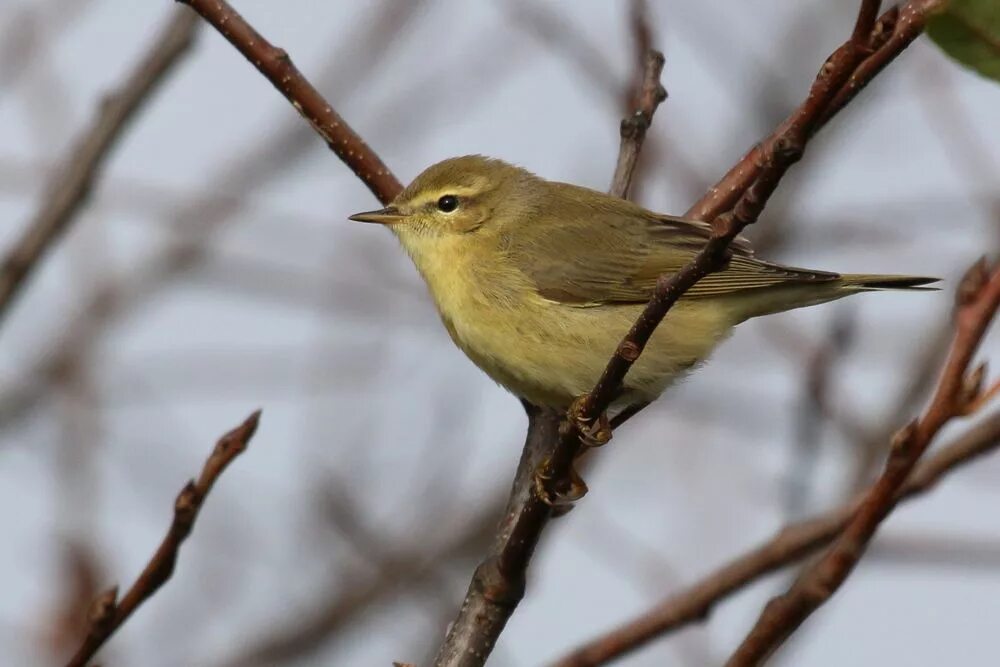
xmin=506 ymin=183 xmax=838 ymax=305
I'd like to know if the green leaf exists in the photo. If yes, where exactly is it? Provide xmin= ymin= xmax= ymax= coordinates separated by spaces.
xmin=927 ymin=0 xmax=1000 ymax=82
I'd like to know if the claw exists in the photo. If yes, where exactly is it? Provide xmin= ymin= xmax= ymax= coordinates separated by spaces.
xmin=568 ymin=397 xmax=613 ymax=448
xmin=534 ymin=460 xmax=589 ymax=508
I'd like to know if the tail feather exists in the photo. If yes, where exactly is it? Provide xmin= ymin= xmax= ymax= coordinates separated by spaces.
xmin=840 ymin=274 xmax=940 ymax=291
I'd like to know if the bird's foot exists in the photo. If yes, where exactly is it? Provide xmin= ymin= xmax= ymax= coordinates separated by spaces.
xmin=567 ymin=397 xmax=612 ymax=448
xmin=534 ymin=460 xmax=588 ymax=508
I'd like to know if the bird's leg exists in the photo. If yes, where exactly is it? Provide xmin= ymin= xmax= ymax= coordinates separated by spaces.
xmin=534 ymin=459 xmax=588 ymax=508
xmin=568 ymin=396 xmax=612 ymax=448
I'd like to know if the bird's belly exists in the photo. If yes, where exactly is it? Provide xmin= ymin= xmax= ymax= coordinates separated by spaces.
xmin=440 ymin=296 xmax=734 ymax=409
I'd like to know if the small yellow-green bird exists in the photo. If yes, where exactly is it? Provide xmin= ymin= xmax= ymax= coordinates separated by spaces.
xmin=350 ymin=156 xmax=936 ymax=412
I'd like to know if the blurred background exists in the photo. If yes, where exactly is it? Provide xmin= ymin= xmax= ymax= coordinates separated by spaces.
xmin=1 ymin=1 xmax=999 ymax=665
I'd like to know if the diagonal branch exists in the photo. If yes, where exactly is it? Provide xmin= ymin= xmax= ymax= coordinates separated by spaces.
xmin=0 ymin=8 xmax=199 ymax=327
xmin=63 ymin=410 xmax=262 ymax=667
xmin=725 ymin=260 xmax=1000 ymax=666
xmin=686 ymin=0 xmax=944 ymax=223
xmin=175 ymin=0 xmax=402 ymax=204
xmin=552 ymin=408 xmax=1000 ymax=667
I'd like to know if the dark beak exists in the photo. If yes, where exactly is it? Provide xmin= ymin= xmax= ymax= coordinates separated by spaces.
xmin=348 ymin=206 xmax=405 ymax=225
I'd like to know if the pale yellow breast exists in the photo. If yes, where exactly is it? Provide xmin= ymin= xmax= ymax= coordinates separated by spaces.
xmin=393 ymin=228 xmax=736 ymax=408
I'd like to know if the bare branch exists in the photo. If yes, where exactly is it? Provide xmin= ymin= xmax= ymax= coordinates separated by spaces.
xmin=0 ymin=9 xmax=199 ymax=326
xmin=609 ymin=49 xmax=667 ymax=199
xmin=726 ymin=260 xmax=1000 ymax=666
xmin=686 ymin=0 xmax=943 ymax=223
xmin=220 ymin=497 xmax=500 ymax=667
xmin=63 ymin=410 xmax=262 ymax=667
xmin=553 ymin=410 xmax=1000 ymax=666
xmin=175 ymin=0 xmax=402 ymax=204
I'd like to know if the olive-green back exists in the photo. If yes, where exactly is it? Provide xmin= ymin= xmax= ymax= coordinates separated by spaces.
xmin=504 ymin=181 xmax=838 ymax=305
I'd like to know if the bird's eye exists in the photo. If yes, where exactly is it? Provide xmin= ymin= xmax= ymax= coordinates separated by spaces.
xmin=437 ymin=195 xmax=459 ymax=213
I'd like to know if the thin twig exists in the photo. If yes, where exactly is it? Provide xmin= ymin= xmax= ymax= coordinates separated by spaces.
xmin=219 ymin=496 xmax=501 ymax=667
xmin=175 ymin=0 xmax=402 ymax=204
xmin=685 ymin=0 xmax=946 ymax=223
xmin=63 ymin=411 xmax=261 ymax=667
xmin=551 ymin=409 xmax=1000 ymax=667
xmin=609 ymin=49 xmax=667 ymax=198
xmin=726 ymin=260 xmax=1000 ymax=666
xmin=0 ymin=9 xmax=199 ymax=326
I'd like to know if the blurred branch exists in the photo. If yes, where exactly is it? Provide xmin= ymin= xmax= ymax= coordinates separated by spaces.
xmin=726 ymin=260 xmax=1000 ymax=666
xmin=785 ymin=310 xmax=856 ymax=516
xmin=0 ymin=0 xmax=97 ymax=95
xmin=553 ymin=408 xmax=1000 ymax=667
xmin=221 ymin=495 xmax=501 ymax=667
xmin=0 ymin=9 xmax=199 ymax=327
xmin=502 ymin=0 xmax=621 ymax=100
xmin=430 ymin=44 xmax=668 ymax=666
xmin=176 ymin=0 xmax=402 ymax=204
xmin=0 ymin=0 xmax=426 ymax=439
xmin=63 ymin=410 xmax=261 ymax=667
xmin=870 ymin=531 xmax=1000 ymax=570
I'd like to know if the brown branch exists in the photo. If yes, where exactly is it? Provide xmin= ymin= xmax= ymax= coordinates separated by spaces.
xmin=175 ymin=0 xmax=402 ymax=205
xmin=685 ymin=0 xmax=946 ymax=223
xmin=552 ymin=409 xmax=1000 ymax=667
xmin=0 ymin=8 xmax=199 ymax=326
xmin=609 ymin=49 xmax=667 ymax=199
xmin=221 ymin=496 xmax=501 ymax=667
xmin=63 ymin=410 xmax=261 ymax=667
xmin=725 ymin=260 xmax=1000 ymax=666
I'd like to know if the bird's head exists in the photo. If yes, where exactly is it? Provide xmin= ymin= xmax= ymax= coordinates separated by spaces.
xmin=349 ymin=155 xmax=538 ymax=239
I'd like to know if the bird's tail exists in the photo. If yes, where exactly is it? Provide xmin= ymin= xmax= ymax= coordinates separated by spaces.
xmin=732 ymin=273 xmax=940 ymax=321
xmin=839 ymin=274 xmax=940 ymax=291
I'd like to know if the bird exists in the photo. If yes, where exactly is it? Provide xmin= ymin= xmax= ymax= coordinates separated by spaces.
xmin=349 ymin=155 xmax=937 ymax=417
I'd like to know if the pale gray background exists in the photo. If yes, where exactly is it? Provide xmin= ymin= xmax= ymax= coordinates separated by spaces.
xmin=1 ymin=1 xmax=999 ymax=665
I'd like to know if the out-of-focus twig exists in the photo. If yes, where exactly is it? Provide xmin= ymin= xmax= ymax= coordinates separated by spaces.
xmin=63 ymin=411 xmax=261 ymax=667
xmin=785 ymin=310 xmax=856 ymax=516
xmin=176 ymin=0 xmax=402 ymax=204
xmin=0 ymin=0 xmax=96 ymax=95
xmin=220 ymin=495 xmax=501 ymax=667
xmin=0 ymin=9 xmax=199 ymax=327
xmin=551 ymin=408 xmax=1000 ymax=667
xmin=725 ymin=259 xmax=1000 ymax=666
xmin=0 ymin=0 xmax=425 ymax=438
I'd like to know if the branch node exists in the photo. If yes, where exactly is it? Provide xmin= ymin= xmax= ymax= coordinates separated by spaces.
xmin=87 ymin=586 xmax=118 ymax=635
xmin=888 ymin=419 xmax=920 ymax=460
xmin=957 ymin=256 xmax=991 ymax=307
